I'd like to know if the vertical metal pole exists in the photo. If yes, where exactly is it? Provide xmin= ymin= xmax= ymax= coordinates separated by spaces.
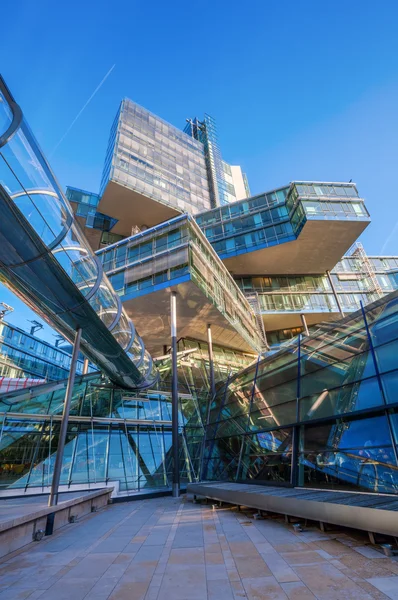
xmin=48 ymin=327 xmax=82 ymax=508
xmin=326 ymin=270 xmax=345 ymax=317
xmin=170 ymin=292 xmax=180 ymax=498
xmin=137 ymin=427 xmax=140 ymax=491
xmin=300 ymin=314 xmax=309 ymax=337
xmin=291 ymin=334 xmax=301 ymax=486
xmin=82 ymin=357 xmax=89 ymax=374
xmin=47 ymin=416 xmax=52 ymax=488
xmin=0 ymin=414 xmax=6 ymax=445
xmin=207 ymin=324 xmax=216 ymax=398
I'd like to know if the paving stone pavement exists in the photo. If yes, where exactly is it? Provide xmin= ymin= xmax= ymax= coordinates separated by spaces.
xmin=0 ymin=495 xmax=398 ymax=599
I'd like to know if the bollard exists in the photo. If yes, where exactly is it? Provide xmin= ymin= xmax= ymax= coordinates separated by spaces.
xmin=45 ymin=512 xmax=55 ymax=536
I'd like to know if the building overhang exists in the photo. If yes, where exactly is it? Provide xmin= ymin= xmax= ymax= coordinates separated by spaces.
xmin=75 ymin=215 xmax=103 ymax=251
xmin=222 ymin=218 xmax=370 ymax=276
xmin=260 ymin=311 xmax=341 ymax=332
xmin=98 ymin=180 xmax=182 ymax=237
xmin=120 ymin=280 xmax=259 ymax=357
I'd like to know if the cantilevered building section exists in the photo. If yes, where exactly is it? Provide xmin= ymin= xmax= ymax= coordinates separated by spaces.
xmin=195 ymin=181 xmax=371 ymax=344
xmin=98 ymin=99 xmax=212 ymax=237
xmin=195 ymin=182 xmax=370 ymax=275
xmin=97 ymin=215 xmax=262 ymax=356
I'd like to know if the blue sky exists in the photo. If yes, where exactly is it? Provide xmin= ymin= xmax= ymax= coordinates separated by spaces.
xmin=1 ymin=0 xmax=398 ymax=340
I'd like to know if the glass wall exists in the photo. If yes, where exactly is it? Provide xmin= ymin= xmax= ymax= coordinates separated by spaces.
xmin=233 ymin=254 xmax=398 ymax=344
xmin=184 ymin=115 xmax=237 ymax=207
xmin=0 ymin=371 xmax=201 ymax=493
xmin=203 ymin=290 xmax=398 ymax=494
xmin=195 ymin=181 xmax=369 ymax=261
xmin=235 ymin=273 xmax=372 ymax=316
xmin=100 ymin=99 xmax=212 ymax=214
xmin=195 ymin=187 xmax=296 ymax=258
xmin=66 ymin=186 xmax=120 ymax=244
xmin=0 ymin=321 xmax=89 ymax=380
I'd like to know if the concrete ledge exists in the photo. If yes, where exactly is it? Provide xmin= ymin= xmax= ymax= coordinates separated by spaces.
xmin=188 ymin=482 xmax=398 ymax=538
xmin=0 ymin=479 xmax=120 ymax=499
xmin=0 ymin=488 xmax=113 ymax=559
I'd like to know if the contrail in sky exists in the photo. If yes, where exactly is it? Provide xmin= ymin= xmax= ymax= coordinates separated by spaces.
xmin=49 ymin=64 xmax=116 ymax=157
xmin=381 ymin=220 xmax=398 ymax=254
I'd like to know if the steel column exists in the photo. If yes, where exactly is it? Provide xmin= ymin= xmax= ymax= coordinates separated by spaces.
xmin=48 ymin=327 xmax=82 ymax=509
xmin=300 ymin=314 xmax=309 ymax=337
xmin=207 ymin=324 xmax=216 ymax=398
xmin=326 ymin=270 xmax=345 ymax=317
xmin=82 ymin=357 xmax=89 ymax=374
xmin=170 ymin=292 xmax=180 ymax=497
xmin=291 ymin=334 xmax=301 ymax=486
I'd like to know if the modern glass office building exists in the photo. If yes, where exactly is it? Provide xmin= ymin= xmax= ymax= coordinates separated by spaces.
xmin=1 ymin=74 xmax=398 ymax=503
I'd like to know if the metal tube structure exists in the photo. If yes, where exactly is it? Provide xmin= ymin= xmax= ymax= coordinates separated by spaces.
xmin=326 ymin=270 xmax=345 ymax=317
xmin=207 ymin=324 xmax=216 ymax=398
xmin=0 ymin=76 xmax=158 ymax=389
xmin=170 ymin=292 xmax=180 ymax=497
xmin=300 ymin=314 xmax=309 ymax=337
xmin=82 ymin=358 xmax=89 ymax=375
xmin=48 ymin=327 xmax=82 ymax=508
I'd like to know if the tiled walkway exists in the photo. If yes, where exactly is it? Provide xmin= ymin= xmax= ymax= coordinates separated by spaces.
xmin=0 ymin=496 xmax=398 ymax=599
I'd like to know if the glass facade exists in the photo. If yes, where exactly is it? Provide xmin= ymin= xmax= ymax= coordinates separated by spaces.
xmin=66 ymin=186 xmax=122 ymax=247
xmin=0 ymin=321 xmax=89 ymax=380
xmin=96 ymin=215 xmax=262 ymax=353
xmin=195 ymin=182 xmax=369 ymax=261
xmin=184 ymin=115 xmax=235 ymax=207
xmin=184 ymin=115 xmax=249 ymax=206
xmin=232 ymin=252 xmax=398 ymax=345
xmin=0 ymin=373 xmax=194 ymax=493
xmin=0 ymin=340 xmax=254 ymax=494
xmin=236 ymin=273 xmax=376 ymax=316
xmin=288 ymin=182 xmax=369 ymax=220
xmin=100 ymin=99 xmax=212 ymax=214
xmin=203 ymin=290 xmax=398 ymax=494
